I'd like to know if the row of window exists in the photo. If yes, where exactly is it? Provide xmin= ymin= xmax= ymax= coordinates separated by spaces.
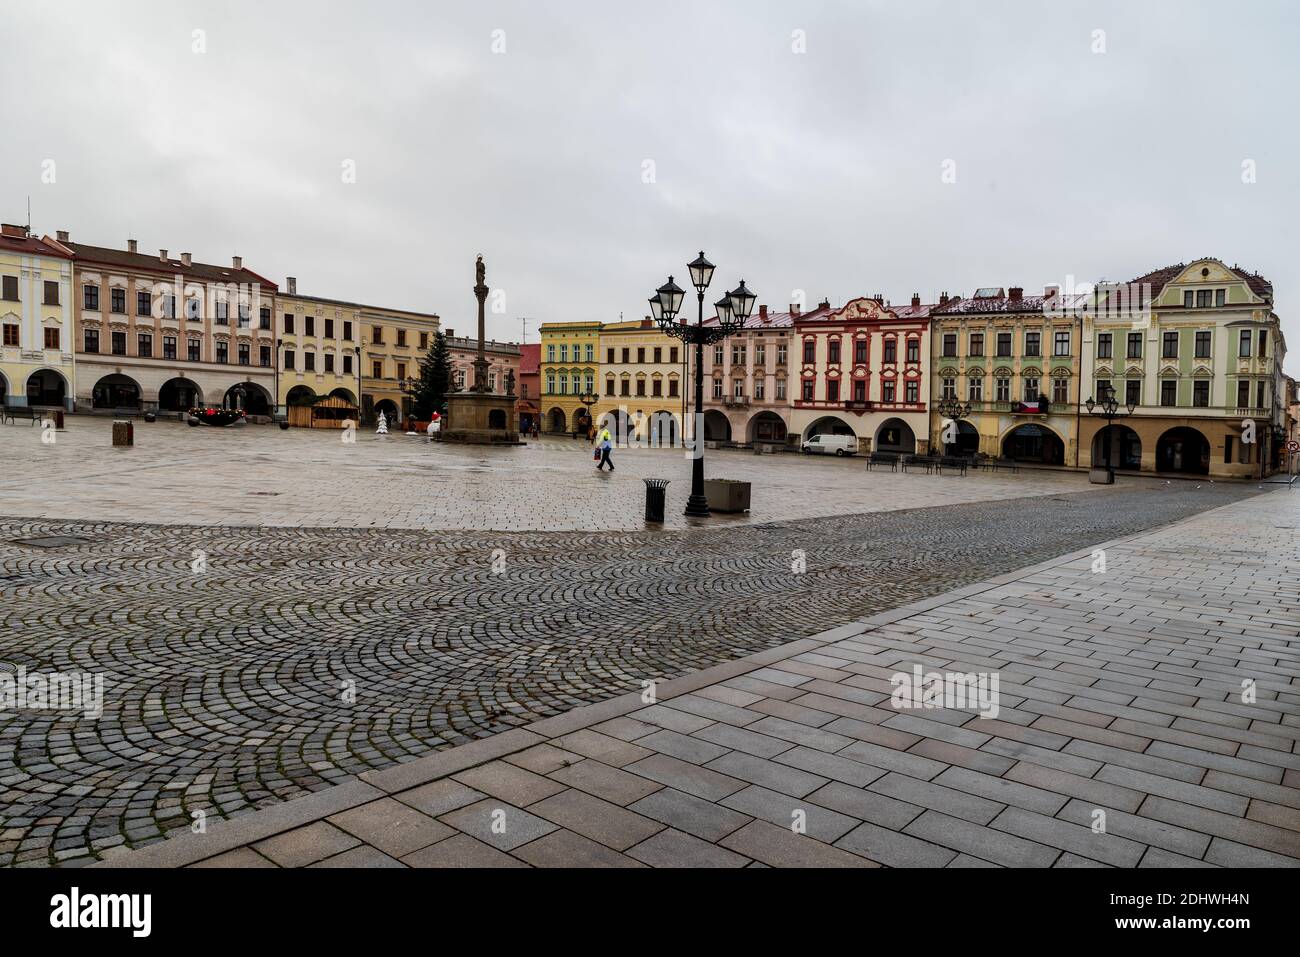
xmin=82 ymin=329 xmax=271 ymax=366
xmin=546 ymin=343 xmax=596 ymax=363
xmin=80 ymin=285 xmax=272 ymax=328
xmin=284 ymin=350 xmax=354 ymax=375
xmin=712 ymin=377 xmax=787 ymax=401
xmin=935 ymin=374 xmax=1268 ymax=410
xmin=606 ymin=377 xmax=681 ymax=398
xmin=546 ymin=373 xmax=596 ymax=395
xmin=606 ymin=345 xmax=680 ymax=365
xmin=1 ymin=276 xmax=62 ymax=305
xmin=283 ymin=315 xmax=356 ymax=342
xmin=804 ymin=338 xmax=921 ymax=366
xmin=714 ymin=342 xmax=789 ymax=367
xmin=2 ymin=324 xmax=62 ymax=349
xmin=941 ymin=376 xmax=1069 ymax=404
xmin=941 ymin=330 xmax=1073 ymax=359
xmin=795 ymin=379 xmax=922 ymax=404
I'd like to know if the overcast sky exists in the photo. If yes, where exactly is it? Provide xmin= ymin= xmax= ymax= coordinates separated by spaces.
xmin=3 ymin=0 xmax=1298 ymax=366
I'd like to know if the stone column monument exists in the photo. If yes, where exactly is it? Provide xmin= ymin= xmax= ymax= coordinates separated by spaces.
xmin=441 ymin=254 xmax=522 ymax=445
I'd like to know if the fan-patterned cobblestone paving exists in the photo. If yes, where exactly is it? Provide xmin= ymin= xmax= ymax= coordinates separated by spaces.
xmin=0 ymin=479 xmax=1264 ymax=866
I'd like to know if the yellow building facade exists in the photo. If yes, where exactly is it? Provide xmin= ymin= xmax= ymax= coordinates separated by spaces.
xmin=0 ymin=224 xmax=76 ymax=410
xmin=276 ymin=281 xmax=364 ymax=418
xmin=540 ymin=320 xmax=600 ymax=435
xmin=594 ymin=318 xmax=685 ymax=441
xmin=360 ymin=306 xmax=440 ymax=424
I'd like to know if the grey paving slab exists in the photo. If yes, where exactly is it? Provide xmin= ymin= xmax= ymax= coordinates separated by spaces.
xmin=400 ymin=833 xmax=529 ymax=868
xmin=326 ymin=798 xmax=454 ymax=859
xmin=511 ymin=829 xmax=646 ymax=868
xmin=438 ymin=799 xmax=558 ymax=852
xmin=719 ymin=785 xmax=858 ymax=843
xmin=252 ymin=821 xmax=361 ymax=868
xmin=547 ymin=758 xmax=664 ymax=806
xmin=627 ymin=788 xmax=751 ymax=842
xmin=834 ymin=820 xmax=958 ymax=868
xmin=719 ymin=820 xmax=878 ymax=868
xmin=527 ymin=789 xmax=665 ymax=851
xmin=626 ymin=828 xmax=750 ymax=868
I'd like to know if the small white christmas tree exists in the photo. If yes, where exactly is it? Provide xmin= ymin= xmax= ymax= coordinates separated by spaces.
xmin=375 ymin=411 xmax=389 ymax=434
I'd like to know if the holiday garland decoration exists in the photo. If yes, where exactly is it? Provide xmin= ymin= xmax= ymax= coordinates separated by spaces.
xmin=188 ymin=407 xmax=247 ymax=427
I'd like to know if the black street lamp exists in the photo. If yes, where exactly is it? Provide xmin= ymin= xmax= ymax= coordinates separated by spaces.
xmin=936 ymin=394 xmax=972 ymax=455
xmin=653 ymin=251 xmax=755 ymax=517
xmin=1085 ymin=382 xmax=1136 ymax=474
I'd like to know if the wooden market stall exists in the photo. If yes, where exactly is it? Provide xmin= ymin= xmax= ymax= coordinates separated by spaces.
xmin=288 ymin=394 xmax=358 ymax=429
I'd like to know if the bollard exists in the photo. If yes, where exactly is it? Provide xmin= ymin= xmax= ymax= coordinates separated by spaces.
xmin=53 ymin=410 xmax=65 ymax=431
xmin=112 ymin=420 xmax=134 ymax=447
xmin=643 ymin=478 xmax=670 ymax=523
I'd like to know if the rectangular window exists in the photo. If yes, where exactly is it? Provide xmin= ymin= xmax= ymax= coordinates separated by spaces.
xmin=43 ymin=281 xmax=60 ymax=306
xmin=803 ymin=340 xmax=815 ymax=364
xmin=620 ymin=347 xmax=628 ymax=363
xmin=138 ymin=333 xmax=152 ymax=358
xmin=110 ymin=287 xmax=125 ymax=313
xmin=164 ymin=336 xmax=177 ymax=360
xmin=237 ymin=303 xmax=249 ymax=327
xmin=1237 ymin=380 xmax=1250 ymax=408
xmin=344 ymin=321 xmax=352 ymax=341
xmin=1052 ymin=378 xmax=1068 ymax=403
xmin=1097 ymin=333 xmax=1112 ymax=358
xmin=396 ymin=362 xmax=406 ymax=380
xmin=1127 ymin=333 xmax=1142 ymax=359
xmin=995 ymin=378 xmax=1010 ymax=402
xmin=259 ymin=307 xmax=271 ymax=330
xmin=325 ymin=353 xmax=335 ymax=373
xmin=189 ymin=297 xmax=204 ymax=322
xmin=1161 ymin=380 xmax=1176 ymax=406
xmin=883 ymin=339 xmax=897 ymax=363
xmin=996 ymin=332 xmax=1012 ymax=357
xmin=905 ymin=380 xmax=919 ymax=403
xmin=854 ymin=340 xmax=867 ymax=364
xmin=372 ymin=360 xmax=383 ymax=379
xmin=1023 ymin=377 xmax=1039 ymax=402
xmin=216 ymin=341 xmax=228 ymax=364
xmin=774 ymin=379 xmax=785 ymax=400
xmin=1053 ymin=331 xmax=1070 ymax=357
xmin=882 ymin=380 xmax=896 ymax=403
xmin=1 ymin=323 xmax=17 ymax=346
xmin=188 ymin=339 xmax=201 ymax=362
xmin=84 ymin=285 xmax=99 ymax=310
xmin=1239 ymin=330 xmax=1251 ymax=357
xmin=214 ymin=300 xmax=228 ymax=323
xmin=851 ymin=380 xmax=864 ymax=403
xmin=304 ymin=352 xmax=315 ymax=372
xmin=827 ymin=340 xmax=840 ymax=364
xmin=305 ymin=316 xmax=315 ymax=337
xmin=162 ymin=295 xmax=176 ymax=319
xmin=238 ymin=342 xmax=250 ymax=366
xmin=84 ymin=329 xmax=99 ymax=353
xmin=1259 ymin=329 xmax=1268 ymax=358
xmin=1215 ymin=289 xmax=1226 ymax=307
xmin=826 ymin=379 xmax=839 ymax=402
xmin=343 ymin=354 xmax=352 ymax=374
xmin=560 ymin=344 xmax=569 ymax=362
xmin=1183 ymin=290 xmax=1194 ymax=309
xmin=1024 ymin=331 xmax=1040 ymax=357
xmin=260 ymin=345 xmax=271 ymax=368
xmin=774 ymin=344 xmax=785 ymax=365
xmin=605 ymin=378 xmax=615 ymax=396
xmin=284 ymin=313 xmax=295 ymax=334
xmin=801 ymin=379 xmax=814 ymax=401
xmin=1 ymin=275 xmax=17 ymax=301
xmin=969 ymin=332 xmax=984 ymax=356
xmin=584 ymin=344 xmax=594 ymax=362
xmin=671 ymin=346 xmax=679 ymax=364
xmin=713 ymin=379 xmax=723 ymax=399
xmin=637 ymin=347 xmax=646 ymax=364
xmin=284 ymin=349 xmax=296 ymax=371
xmin=1126 ymin=379 xmax=1141 ymax=407
xmin=606 ymin=348 xmax=615 ymax=364
xmin=753 ymin=378 xmax=764 ymax=400
xmin=111 ymin=331 xmax=126 ymax=355
xmin=1256 ymin=381 xmax=1265 ymax=409
xmin=546 ymin=344 xmax=555 ymax=362
xmin=621 ymin=378 xmax=631 ymax=397
xmin=968 ymin=377 xmax=983 ymax=402
xmin=1196 ymin=289 xmax=1213 ymax=308
xmin=652 ymin=378 xmax=662 ymax=397
xmin=941 ymin=377 xmax=956 ymax=400
xmin=1194 ymin=331 xmax=1211 ymax=358
xmin=653 ymin=347 xmax=662 ymax=363
xmin=669 ymin=378 xmax=680 ymax=397
xmin=906 ymin=339 xmax=920 ymax=363
xmin=396 ymin=329 xmax=406 ymax=347
xmin=1162 ymin=331 xmax=1179 ymax=358
xmin=372 ymin=326 xmax=384 ymax=344
xmin=942 ymin=333 xmax=957 ymax=358
xmin=733 ymin=344 xmax=748 ymax=365
xmin=1193 ymin=380 xmax=1209 ymax=407
xmin=327 ymin=319 xmax=336 ymax=339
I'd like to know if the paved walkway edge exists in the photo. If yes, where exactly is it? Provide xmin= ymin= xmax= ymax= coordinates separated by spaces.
xmin=89 ymin=498 xmax=1257 ymax=868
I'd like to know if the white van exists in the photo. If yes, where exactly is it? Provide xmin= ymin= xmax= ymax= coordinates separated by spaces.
xmin=801 ymin=433 xmax=858 ymax=456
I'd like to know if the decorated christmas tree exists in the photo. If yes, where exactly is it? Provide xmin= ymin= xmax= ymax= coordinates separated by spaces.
xmin=412 ymin=330 xmax=453 ymax=421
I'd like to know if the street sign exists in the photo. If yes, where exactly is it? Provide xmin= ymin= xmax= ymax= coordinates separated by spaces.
xmin=1288 ymin=440 xmax=1299 ymax=454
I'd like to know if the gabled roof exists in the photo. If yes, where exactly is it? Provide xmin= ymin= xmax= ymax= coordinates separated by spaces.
xmin=1128 ymin=259 xmax=1273 ymax=303
xmin=64 ymin=240 xmax=277 ymax=291
xmin=0 ymin=227 xmax=72 ymax=259
xmin=702 ymin=302 xmax=834 ymax=330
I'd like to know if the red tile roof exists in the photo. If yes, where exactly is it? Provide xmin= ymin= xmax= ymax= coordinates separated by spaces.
xmin=63 ymin=240 xmax=278 ymax=291
xmin=0 ymin=229 xmax=72 ymax=259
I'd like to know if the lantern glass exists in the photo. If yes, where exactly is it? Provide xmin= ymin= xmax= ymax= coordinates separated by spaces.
xmin=648 ymin=296 xmax=663 ymax=322
xmin=728 ymin=280 xmax=756 ymax=319
xmin=688 ymin=251 xmax=715 ymax=293
xmin=657 ymin=276 xmax=685 ymax=318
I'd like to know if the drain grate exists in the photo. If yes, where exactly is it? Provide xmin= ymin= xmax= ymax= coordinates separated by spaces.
xmin=10 ymin=536 xmax=87 ymax=549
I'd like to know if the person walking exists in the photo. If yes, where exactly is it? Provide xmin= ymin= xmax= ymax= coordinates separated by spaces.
xmin=596 ymin=425 xmax=614 ymax=471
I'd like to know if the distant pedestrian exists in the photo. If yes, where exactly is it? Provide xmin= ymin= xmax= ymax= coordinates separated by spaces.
xmin=596 ymin=425 xmax=614 ymax=471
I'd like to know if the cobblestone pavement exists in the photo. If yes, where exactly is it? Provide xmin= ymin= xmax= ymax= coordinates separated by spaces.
xmin=95 ymin=487 xmax=1300 ymax=870
xmin=4 ymin=415 xmax=1122 ymax=531
xmin=0 ymin=481 xmax=1267 ymax=866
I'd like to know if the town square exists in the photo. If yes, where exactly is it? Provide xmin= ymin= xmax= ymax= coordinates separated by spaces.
xmin=1 ymin=0 xmax=1297 ymax=940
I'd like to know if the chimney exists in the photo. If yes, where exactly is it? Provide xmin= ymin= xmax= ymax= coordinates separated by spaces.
xmin=181 ymin=252 xmax=192 ymax=267
xmin=56 ymin=230 xmax=69 ymax=242
xmin=1008 ymin=286 xmax=1023 ymax=302
xmin=1044 ymin=284 xmax=1059 ymax=299
xmin=232 ymin=255 xmax=242 ymax=270
xmin=287 ymin=276 xmax=297 ymax=295
xmin=0 ymin=224 xmax=27 ymax=239
xmin=159 ymin=248 xmax=169 ymax=263
xmin=446 ymin=328 xmax=454 ymax=338
xmin=939 ymin=292 xmax=949 ymax=306
xmin=911 ymin=293 xmax=921 ymax=308
xmin=873 ymin=292 xmax=884 ymax=304
xmin=758 ymin=304 xmax=767 ymax=319
xmin=789 ymin=303 xmax=801 ymax=317
xmin=820 ymin=299 xmax=831 ymax=309
xmin=127 ymin=239 xmax=137 ymax=254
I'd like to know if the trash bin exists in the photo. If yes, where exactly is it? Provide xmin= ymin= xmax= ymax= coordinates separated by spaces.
xmin=643 ymin=478 xmax=670 ymax=523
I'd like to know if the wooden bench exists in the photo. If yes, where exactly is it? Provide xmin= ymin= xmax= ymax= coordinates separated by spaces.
xmin=936 ymin=456 xmax=968 ymax=476
xmin=901 ymin=454 xmax=935 ymax=474
xmin=2 ymin=406 xmax=39 ymax=425
xmin=865 ymin=452 xmax=899 ymax=471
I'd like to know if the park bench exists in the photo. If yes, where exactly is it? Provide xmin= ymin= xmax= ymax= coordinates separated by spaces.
xmin=2 ymin=406 xmax=39 ymax=426
xmin=865 ymin=451 xmax=899 ymax=471
xmin=988 ymin=457 xmax=1019 ymax=472
xmin=936 ymin=455 xmax=969 ymax=476
xmin=901 ymin=454 xmax=935 ymax=474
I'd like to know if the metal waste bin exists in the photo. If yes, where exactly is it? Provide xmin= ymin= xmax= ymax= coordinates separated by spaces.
xmin=643 ymin=478 xmax=670 ymax=523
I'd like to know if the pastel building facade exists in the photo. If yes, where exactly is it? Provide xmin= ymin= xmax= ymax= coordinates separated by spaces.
xmin=0 ymin=224 xmax=76 ymax=410
xmin=539 ymin=320 xmax=600 ymax=435
xmin=62 ymin=234 xmax=278 ymax=416
xmin=594 ymin=318 xmax=684 ymax=442
xmin=276 ymin=277 xmax=363 ymax=417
